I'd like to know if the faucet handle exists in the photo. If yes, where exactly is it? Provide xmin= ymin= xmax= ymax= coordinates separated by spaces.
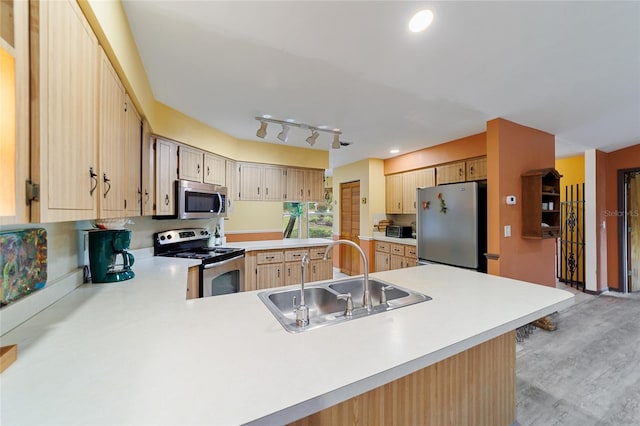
xmin=380 ymin=285 xmax=394 ymax=305
xmin=337 ymin=292 xmax=354 ymax=317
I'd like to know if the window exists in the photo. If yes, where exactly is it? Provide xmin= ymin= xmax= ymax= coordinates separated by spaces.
xmin=283 ymin=194 xmax=333 ymax=239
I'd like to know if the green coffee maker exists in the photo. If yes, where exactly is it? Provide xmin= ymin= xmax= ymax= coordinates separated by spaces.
xmin=88 ymin=229 xmax=135 ymax=283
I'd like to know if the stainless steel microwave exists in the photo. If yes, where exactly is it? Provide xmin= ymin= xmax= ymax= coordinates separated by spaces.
xmin=176 ymin=180 xmax=227 ymax=219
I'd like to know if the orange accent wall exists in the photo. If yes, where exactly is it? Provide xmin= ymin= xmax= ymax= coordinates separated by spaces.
xmin=384 ymin=133 xmax=486 ymax=175
xmin=225 ymin=232 xmax=283 ymax=242
xmin=555 ymin=155 xmax=585 ymax=203
xmin=486 ymin=118 xmax=556 ymax=286
xmin=603 ymin=144 xmax=640 ymax=290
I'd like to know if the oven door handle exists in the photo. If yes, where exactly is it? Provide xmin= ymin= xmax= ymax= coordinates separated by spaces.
xmin=203 ymin=255 xmax=243 ymax=269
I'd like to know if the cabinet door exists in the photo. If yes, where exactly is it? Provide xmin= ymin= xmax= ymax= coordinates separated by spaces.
xmin=178 ymin=145 xmax=203 ymax=182
xmin=286 ymin=168 xmax=305 ymax=201
xmin=31 ymin=0 xmax=99 ymax=222
xmin=203 ymin=153 xmax=226 ymax=185
xmin=436 ymin=162 xmax=466 ymax=184
xmin=226 ymin=159 xmax=238 ymax=200
xmin=141 ymin=121 xmax=155 ymax=216
xmin=284 ymin=262 xmax=302 ymax=285
xmin=385 ymin=174 xmax=403 ymax=213
xmin=466 ymin=157 xmax=487 ymax=181
xmin=124 ymin=94 xmax=141 ymax=217
xmin=257 ymin=264 xmax=283 ymax=289
xmin=375 ymin=251 xmax=390 ymax=272
xmin=390 ymin=254 xmax=405 ymax=270
xmin=263 ymin=165 xmax=285 ymax=201
xmin=416 ymin=168 xmax=436 ymax=189
xmin=305 ymin=169 xmax=325 ymax=201
xmin=98 ymin=47 xmax=125 ymax=218
xmin=402 ymin=171 xmax=418 ymax=214
xmin=239 ymin=163 xmax=262 ymax=200
xmin=310 ymin=259 xmax=332 ymax=282
xmin=0 ymin=0 xmax=29 ymax=224
xmin=154 ymin=138 xmax=177 ymax=216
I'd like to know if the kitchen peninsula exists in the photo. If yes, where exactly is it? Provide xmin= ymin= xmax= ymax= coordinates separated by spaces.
xmin=0 ymin=256 xmax=573 ymax=425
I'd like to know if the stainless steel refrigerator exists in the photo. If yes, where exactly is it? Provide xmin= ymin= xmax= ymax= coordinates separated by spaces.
xmin=416 ymin=181 xmax=487 ymax=272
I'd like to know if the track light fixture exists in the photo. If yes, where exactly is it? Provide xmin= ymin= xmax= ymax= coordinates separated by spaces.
xmin=277 ymin=124 xmax=290 ymax=143
xmin=332 ymin=133 xmax=341 ymax=149
xmin=306 ymin=130 xmax=319 ymax=146
xmin=254 ymin=116 xmax=348 ymax=149
xmin=256 ymin=120 xmax=268 ymax=138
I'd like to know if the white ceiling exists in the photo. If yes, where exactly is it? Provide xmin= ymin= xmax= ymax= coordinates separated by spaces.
xmin=122 ymin=1 xmax=640 ymax=171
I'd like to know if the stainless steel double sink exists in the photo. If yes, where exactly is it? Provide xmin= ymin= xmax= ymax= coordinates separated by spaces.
xmin=258 ymin=277 xmax=432 ymax=333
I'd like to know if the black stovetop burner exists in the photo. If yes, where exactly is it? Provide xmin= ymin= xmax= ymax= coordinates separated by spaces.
xmin=153 ymin=228 xmax=244 ymax=265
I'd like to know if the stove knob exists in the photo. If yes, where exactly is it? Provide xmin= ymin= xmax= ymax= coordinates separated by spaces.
xmin=203 ymin=230 xmax=209 ymax=235
xmin=167 ymin=235 xmax=172 ymax=240
xmin=160 ymin=236 xmax=165 ymax=241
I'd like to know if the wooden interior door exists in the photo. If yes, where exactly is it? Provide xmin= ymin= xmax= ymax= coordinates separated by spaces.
xmin=628 ymin=172 xmax=640 ymax=292
xmin=339 ymin=181 xmax=360 ymax=275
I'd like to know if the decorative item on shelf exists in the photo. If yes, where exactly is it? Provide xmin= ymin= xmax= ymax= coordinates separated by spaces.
xmin=437 ymin=192 xmax=447 ymax=214
xmin=254 ymin=116 xmax=352 ymax=149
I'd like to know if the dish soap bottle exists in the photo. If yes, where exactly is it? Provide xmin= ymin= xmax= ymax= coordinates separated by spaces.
xmin=214 ymin=225 xmax=221 ymax=246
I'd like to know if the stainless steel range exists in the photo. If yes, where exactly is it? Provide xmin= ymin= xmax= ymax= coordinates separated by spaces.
xmin=154 ymin=228 xmax=245 ymax=297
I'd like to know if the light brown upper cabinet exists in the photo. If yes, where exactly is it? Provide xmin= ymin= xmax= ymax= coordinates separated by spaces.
xmin=30 ymin=0 xmax=99 ymax=223
xmin=141 ymin=120 xmax=155 ymax=216
xmin=178 ymin=144 xmax=204 ymax=183
xmin=239 ymin=163 xmax=285 ymax=201
xmin=386 ymin=168 xmax=435 ymax=214
xmin=285 ymin=168 xmax=325 ymax=202
xmin=124 ymin=94 xmax=142 ymax=217
xmin=436 ymin=161 xmax=466 ymax=185
xmin=466 ymin=157 xmax=487 ymax=181
xmin=98 ymin=47 xmax=126 ymax=218
xmin=402 ymin=168 xmax=435 ymax=214
xmin=154 ymin=137 xmax=178 ymax=216
xmin=385 ymin=174 xmax=403 ymax=213
xmin=203 ymin=153 xmax=226 ymax=186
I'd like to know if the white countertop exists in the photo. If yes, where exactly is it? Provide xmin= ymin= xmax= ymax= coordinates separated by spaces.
xmin=225 ymin=237 xmax=333 ymax=251
xmin=0 ymin=258 xmax=573 ymax=425
xmin=371 ymin=232 xmax=417 ymax=245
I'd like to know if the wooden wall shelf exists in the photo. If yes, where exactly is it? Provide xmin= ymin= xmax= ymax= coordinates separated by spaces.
xmin=521 ymin=168 xmax=562 ymax=239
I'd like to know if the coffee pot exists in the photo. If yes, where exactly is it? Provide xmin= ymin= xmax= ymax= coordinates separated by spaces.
xmin=88 ymin=229 xmax=135 ymax=283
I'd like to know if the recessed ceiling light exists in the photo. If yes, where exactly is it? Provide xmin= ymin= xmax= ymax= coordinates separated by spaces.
xmin=390 ymin=149 xmax=400 ymax=154
xmin=409 ymin=9 xmax=434 ymax=33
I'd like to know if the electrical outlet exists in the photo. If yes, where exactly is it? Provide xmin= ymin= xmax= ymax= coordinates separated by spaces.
xmin=504 ymin=225 xmax=511 ymax=237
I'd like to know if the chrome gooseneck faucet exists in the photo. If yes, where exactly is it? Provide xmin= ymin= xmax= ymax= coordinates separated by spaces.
xmin=295 ymin=253 xmax=311 ymax=327
xmin=323 ymin=240 xmax=371 ymax=312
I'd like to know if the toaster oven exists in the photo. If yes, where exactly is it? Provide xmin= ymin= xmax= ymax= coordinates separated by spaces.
xmin=385 ymin=225 xmax=413 ymax=238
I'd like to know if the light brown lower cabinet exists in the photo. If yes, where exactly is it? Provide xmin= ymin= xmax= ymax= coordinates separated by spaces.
xmin=247 ymin=246 xmax=333 ymax=290
xmin=375 ymin=241 xmax=415 ymax=272
xmin=289 ymin=330 xmax=516 ymax=425
xmin=186 ymin=266 xmax=199 ymax=299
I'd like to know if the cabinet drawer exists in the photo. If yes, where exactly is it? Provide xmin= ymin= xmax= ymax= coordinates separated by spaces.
xmin=308 ymin=246 xmax=328 ymax=260
xmin=404 ymin=245 xmax=416 ymax=258
xmin=375 ymin=241 xmax=390 ymax=253
xmin=285 ymin=249 xmax=308 ymax=262
xmin=390 ymin=243 xmax=405 ymax=255
xmin=256 ymin=250 xmax=284 ymax=264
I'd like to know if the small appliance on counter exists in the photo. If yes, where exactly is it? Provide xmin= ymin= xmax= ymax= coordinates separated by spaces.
xmin=385 ymin=225 xmax=413 ymax=238
xmin=88 ymin=229 xmax=135 ymax=283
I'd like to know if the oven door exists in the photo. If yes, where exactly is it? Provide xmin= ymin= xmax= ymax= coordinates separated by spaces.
xmin=200 ymin=255 xmax=245 ymax=297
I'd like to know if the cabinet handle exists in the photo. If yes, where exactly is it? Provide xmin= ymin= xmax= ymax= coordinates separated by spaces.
xmin=470 ymin=166 xmax=475 ymax=175
xmin=207 ymin=166 xmax=210 ymax=176
xmin=266 ymin=187 xmax=269 ymax=196
xmin=459 ymin=168 xmax=463 ymax=177
xmin=287 ymin=268 xmax=290 ymax=277
xmin=397 ymin=202 xmax=401 ymax=209
xmin=164 ymin=194 xmax=170 ymax=205
xmin=257 ymin=187 xmax=260 ymax=195
xmin=197 ymin=164 xmax=200 ymax=174
xmin=312 ymin=265 xmax=316 ymax=273
xmin=103 ymin=174 xmax=111 ymax=198
xmin=89 ymin=167 xmax=98 ymax=196
xmin=301 ymin=189 xmax=304 ymax=197
xmin=308 ymin=189 xmax=311 ymax=197
xmin=137 ymin=188 xmax=141 ymax=205
xmin=277 ymin=269 xmax=280 ymax=278
xmin=144 ymin=190 xmax=150 ymax=205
